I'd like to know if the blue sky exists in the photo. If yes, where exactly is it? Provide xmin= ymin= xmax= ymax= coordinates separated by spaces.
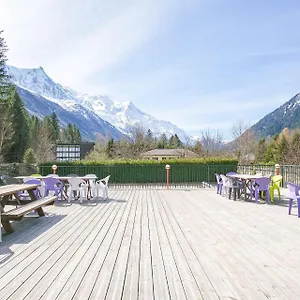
xmin=1 ymin=0 xmax=300 ymax=140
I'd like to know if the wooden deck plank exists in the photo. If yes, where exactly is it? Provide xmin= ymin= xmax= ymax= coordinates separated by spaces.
xmin=121 ymin=187 xmax=143 ymax=299
xmin=183 ymin=189 xmax=300 ymax=299
xmin=0 ymin=204 xmax=88 ymax=282
xmin=149 ymin=190 xmax=187 ymax=300
xmin=153 ymin=190 xmax=205 ymax=300
xmin=146 ymin=189 xmax=171 ymax=300
xmin=1 ymin=188 xmax=300 ymax=300
xmin=168 ymin=190 xmax=263 ymax=300
xmin=87 ymin=189 xmax=137 ymax=300
xmin=102 ymin=189 xmax=139 ymax=300
xmin=0 ymin=203 xmax=108 ymax=299
xmin=20 ymin=191 xmax=123 ymax=300
xmin=203 ymin=190 xmax=300 ymax=297
xmin=67 ymin=189 xmax=133 ymax=300
xmin=138 ymin=190 xmax=155 ymax=300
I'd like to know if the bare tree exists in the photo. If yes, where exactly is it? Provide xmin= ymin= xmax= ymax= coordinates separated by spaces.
xmin=87 ymin=133 xmax=107 ymax=160
xmin=201 ymin=128 xmax=224 ymax=156
xmin=33 ymin=124 xmax=56 ymax=163
xmin=231 ymin=120 xmax=255 ymax=163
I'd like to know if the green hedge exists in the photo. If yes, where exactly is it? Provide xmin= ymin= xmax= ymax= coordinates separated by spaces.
xmin=39 ymin=158 xmax=238 ymax=184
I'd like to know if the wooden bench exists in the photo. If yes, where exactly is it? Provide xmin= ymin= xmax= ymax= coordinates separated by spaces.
xmin=1 ymin=195 xmax=57 ymax=233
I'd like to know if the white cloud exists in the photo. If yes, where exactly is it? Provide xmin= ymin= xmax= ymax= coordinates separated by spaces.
xmin=1 ymin=0 xmax=177 ymax=89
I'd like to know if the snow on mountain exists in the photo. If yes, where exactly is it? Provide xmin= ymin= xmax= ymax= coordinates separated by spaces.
xmin=6 ymin=65 xmax=74 ymax=100
xmin=7 ymin=65 xmax=192 ymax=143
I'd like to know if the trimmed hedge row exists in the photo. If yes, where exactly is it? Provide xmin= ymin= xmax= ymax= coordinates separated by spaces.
xmin=39 ymin=158 xmax=238 ymax=184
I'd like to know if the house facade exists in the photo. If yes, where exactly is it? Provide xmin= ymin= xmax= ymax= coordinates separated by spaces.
xmin=141 ymin=148 xmax=198 ymax=161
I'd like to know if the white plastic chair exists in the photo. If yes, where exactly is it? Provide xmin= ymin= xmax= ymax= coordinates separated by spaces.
xmin=67 ymin=177 xmax=88 ymax=203
xmin=95 ymin=175 xmax=110 ymax=199
xmin=83 ymin=174 xmax=97 ymax=198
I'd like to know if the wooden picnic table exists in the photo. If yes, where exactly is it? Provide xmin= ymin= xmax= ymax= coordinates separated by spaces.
xmin=0 ymin=183 xmax=57 ymax=235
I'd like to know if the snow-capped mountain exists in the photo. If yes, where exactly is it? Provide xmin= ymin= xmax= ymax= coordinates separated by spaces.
xmin=6 ymin=65 xmax=191 ymax=142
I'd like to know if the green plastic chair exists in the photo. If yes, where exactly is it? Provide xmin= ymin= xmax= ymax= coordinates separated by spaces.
xmin=30 ymin=173 xmax=42 ymax=177
xmin=269 ymin=175 xmax=283 ymax=202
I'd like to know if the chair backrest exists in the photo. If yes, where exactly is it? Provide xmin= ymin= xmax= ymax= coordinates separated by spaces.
xmin=220 ymin=174 xmax=229 ymax=186
xmin=68 ymin=177 xmax=86 ymax=188
xmin=66 ymin=174 xmax=78 ymax=177
xmin=43 ymin=177 xmax=62 ymax=189
xmin=84 ymin=174 xmax=97 ymax=179
xmin=23 ymin=179 xmax=41 ymax=185
xmin=97 ymin=175 xmax=110 ymax=187
xmin=286 ymin=182 xmax=300 ymax=201
xmin=254 ymin=177 xmax=271 ymax=191
xmin=215 ymin=173 xmax=222 ymax=184
xmin=22 ymin=176 xmax=36 ymax=183
xmin=46 ymin=174 xmax=59 ymax=177
xmin=271 ymin=175 xmax=283 ymax=187
xmin=226 ymin=171 xmax=238 ymax=176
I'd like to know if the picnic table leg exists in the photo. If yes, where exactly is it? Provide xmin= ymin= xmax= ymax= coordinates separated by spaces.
xmin=1 ymin=218 xmax=14 ymax=233
xmin=35 ymin=207 xmax=45 ymax=217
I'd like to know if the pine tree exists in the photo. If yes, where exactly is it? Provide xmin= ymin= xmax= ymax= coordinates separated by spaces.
xmin=50 ymin=112 xmax=60 ymax=141
xmin=0 ymin=31 xmax=14 ymax=161
xmin=106 ymin=138 xmax=115 ymax=158
xmin=158 ymin=133 xmax=167 ymax=149
xmin=61 ymin=123 xmax=81 ymax=143
xmin=6 ymin=86 xmax=30 ymax=162
xmin=0 ymin=30 xmax=10 ymax=98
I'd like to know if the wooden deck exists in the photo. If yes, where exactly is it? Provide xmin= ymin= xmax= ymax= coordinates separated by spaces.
xmin=0 ymin=188 xmax=300 ymax=299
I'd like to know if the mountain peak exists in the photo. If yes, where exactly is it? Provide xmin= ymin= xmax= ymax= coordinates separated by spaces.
xmin=7 ymin=65 xmax=74 ymax=100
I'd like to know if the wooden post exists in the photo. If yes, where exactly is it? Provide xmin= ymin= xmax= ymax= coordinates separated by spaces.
xmin=165 ymin=164 xmax=171 ymax=189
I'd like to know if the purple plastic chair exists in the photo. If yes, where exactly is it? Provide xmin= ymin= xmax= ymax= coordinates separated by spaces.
xmin=254 ymin=177 xmax=271 ymax=204
xmin=18 ymin=179 xmax=41 ymax=200
xmin=226 ymin=171 xmax=238 ymax=176
xmin=215 ymin=173 xmax=223 ymax=194
xmin=43 ymin=177 xmax=64 ymax=201
xmin=286 ymin=182 xmax=300 ymax=217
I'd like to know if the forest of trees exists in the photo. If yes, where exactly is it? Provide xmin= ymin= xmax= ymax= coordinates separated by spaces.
xmin=0 ymin=31 xmax=81 ymax=164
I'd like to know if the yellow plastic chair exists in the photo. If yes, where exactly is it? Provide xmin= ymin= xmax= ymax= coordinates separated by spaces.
xmin=269 ymin=175 xmax=283 ymax=202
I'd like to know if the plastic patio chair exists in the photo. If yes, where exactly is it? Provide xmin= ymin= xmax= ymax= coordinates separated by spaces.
xmin=215 ymin=173 xmax=222 ymax=195
xmin=83 ymin=174 xmax=98 ymax=198
xmin=43 ymin=177 xmax=64 ymax=201
xmin=269 ymin=175 xmax=283 ymax=202
xmin=286 ymin=182 xmax=300 ymax=217
xmin=18 ymin=179 xmax=42 ymax=200
xmin=220 ymin=174 xmax=243 ymax=200
xmin=95 ymin=175 xmax=110 ymax=199
xmin=67 ymin=177 xmax=88 ymax=203
xmin=253 ymin=177 xmax=271 ymax=204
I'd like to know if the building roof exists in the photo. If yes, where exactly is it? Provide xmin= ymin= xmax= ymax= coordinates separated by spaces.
xmin=141 ymin=148 xmax=198 ymax=157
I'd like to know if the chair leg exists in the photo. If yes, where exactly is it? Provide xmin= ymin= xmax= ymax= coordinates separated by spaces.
xmin=270 ymin=188 xmax=274 ymax=202
xmin=297 ymin=199 xmax=300 ymax=218
xmin=289 ymin=199 xmax=293 ymax=215
xmin=266 ymin=190 xmax=270 ymax=204
xmin=103 ymin=187 xmax=108 ymax=199
xmin=255 ymin=189 xmax=259 ymax=203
